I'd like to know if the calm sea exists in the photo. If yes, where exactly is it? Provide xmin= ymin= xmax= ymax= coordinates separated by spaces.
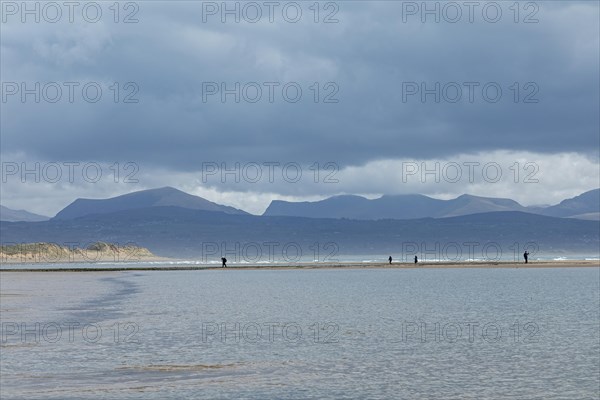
xmin=1 ymin=266 xmax=599 ymax=399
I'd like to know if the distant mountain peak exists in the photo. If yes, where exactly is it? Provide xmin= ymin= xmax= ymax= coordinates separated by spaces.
xmin=542 ymin=188 xmax=600 ymax=218
xmin=145 ymin=186 xmax=179 ymax=193
xmin=53 ymin=187 xmax=249 ymax=220
xmin=0 ymin=205 xmax=50 ymax=222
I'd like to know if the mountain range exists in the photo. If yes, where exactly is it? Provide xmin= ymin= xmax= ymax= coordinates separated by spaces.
xmin=3 ymin=187 xmax=597 ymax=222
xmin=263 ymin=190 xmax=599 ymax=220
xmin=1 ymin=187 xmax=598 ymax=258
xmin=2 ymin=206 xmax=598 ymax=258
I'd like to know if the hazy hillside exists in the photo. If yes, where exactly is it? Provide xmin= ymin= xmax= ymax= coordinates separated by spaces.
xmin=540 ymin=189 xmax=600 ymax=218
xmin=266 ymin=195 xmax=384 ymax=219
xmin=264 ymin=193 xmax=529 ymax=219
xmin=0 ymin=205 xmax=49 ymax=222
xmin=53 ymin=186 xmax=248 ymax=220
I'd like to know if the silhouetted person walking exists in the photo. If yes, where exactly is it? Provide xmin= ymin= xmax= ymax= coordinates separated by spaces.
xmin=388 ymin=256 xmax=392 ymax=264
xmin=523 ymin=251 xmax=529 ymax=264
xmin=221 ymin=257 xmax=227 ymax=267
xmin=414 ymin=255 xmax=418 ymax=264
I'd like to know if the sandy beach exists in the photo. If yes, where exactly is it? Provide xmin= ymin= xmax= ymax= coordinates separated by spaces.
xmin=1 ymin=259 xmax=597 ymax=272
xmin=0 ymin=242 xmax=167 ymax=265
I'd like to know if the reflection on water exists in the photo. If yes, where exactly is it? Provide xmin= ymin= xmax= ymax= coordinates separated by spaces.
xmin=1 ymin=267 xmax=599 ymax=399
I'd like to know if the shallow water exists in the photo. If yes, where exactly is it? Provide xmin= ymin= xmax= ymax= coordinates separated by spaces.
xmin=1 ymin=267 xmax=599 ymax=399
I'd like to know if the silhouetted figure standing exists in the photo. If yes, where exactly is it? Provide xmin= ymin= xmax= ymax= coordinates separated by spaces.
xmin=389 ymin=256 xmax=393 ymax=264
xmin=523 ymin=251 xmax=529 ymax=264
xmin=221 ymin=257 xmax=227 ymax=267
xmin=414 ymin=255 xmax=418 ymax=264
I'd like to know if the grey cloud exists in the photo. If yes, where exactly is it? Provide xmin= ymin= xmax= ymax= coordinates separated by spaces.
xmin=1 ymin=1 xmax=598 ymax=215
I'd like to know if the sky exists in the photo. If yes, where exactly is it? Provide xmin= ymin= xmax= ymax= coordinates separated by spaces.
xmin=1 ymin=0 xmax=599 ymax=216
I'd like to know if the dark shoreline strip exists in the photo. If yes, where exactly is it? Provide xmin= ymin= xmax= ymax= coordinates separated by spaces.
xmin=1 ymin=262 xmax=598 ymax=272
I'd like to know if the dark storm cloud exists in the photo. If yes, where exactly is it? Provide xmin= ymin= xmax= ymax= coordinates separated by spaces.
xmin=1 ymin=1 xmax=599 ymax=170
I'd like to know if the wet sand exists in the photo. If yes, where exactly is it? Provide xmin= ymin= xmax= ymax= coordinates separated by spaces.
xmin=0 ymin=260 xmax=597 ymax=272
